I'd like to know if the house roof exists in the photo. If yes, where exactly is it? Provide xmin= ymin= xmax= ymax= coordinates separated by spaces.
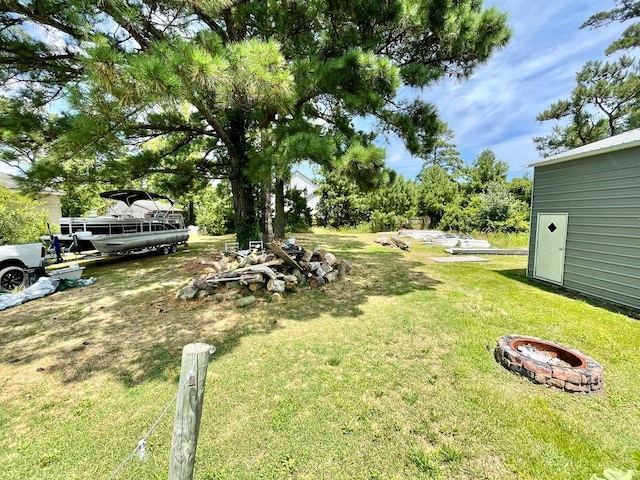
xmin=530 ymin=128 xmax=640 ymax=168
xmin=291 ymin=169 xmax=316 ymax=184
xmin=290 ymin=169 xmax=318 ymax=193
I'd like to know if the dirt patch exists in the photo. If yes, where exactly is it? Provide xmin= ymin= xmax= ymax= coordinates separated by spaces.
xmin=180 ymin=255 xmax=224 ymax=276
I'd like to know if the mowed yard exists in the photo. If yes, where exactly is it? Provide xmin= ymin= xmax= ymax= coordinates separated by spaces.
xmin=0 ymin=231 xmax=638 ymax=480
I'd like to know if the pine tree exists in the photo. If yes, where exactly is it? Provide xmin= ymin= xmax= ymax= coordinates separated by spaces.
xmin=0 ymin=1 xmax=511 ymax=245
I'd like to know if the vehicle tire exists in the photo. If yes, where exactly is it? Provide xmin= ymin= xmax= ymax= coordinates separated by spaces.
xmin=0 ymin=266 xmax=26 ymax=293
xmin=170 ymin=244 xmax=178 ymax=254
xmin=161 ymin=245 xmax=170 ymax=255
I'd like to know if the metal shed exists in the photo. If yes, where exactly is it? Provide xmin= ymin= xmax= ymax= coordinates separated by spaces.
xmin=527 ymin=128 xmax=640 ymax=311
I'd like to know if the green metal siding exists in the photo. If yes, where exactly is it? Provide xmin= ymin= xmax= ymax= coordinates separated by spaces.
xmin=528 ymin=147 xmax=640 ymax=311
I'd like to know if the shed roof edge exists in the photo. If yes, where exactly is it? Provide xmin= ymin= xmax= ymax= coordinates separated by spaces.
xmin=529 ymin=128 xmax=640 ymax=168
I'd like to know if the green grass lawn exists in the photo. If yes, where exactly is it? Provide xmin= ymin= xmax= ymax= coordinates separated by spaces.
xmin=1 ymin=231 xmax=638 ymax=479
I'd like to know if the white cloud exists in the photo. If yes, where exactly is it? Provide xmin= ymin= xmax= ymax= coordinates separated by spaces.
xmin=24 ymin=21 xmax=72 ymax=52
xmin=384 ymin=0 xmax=629 ymax=179
xmin=387 ymin=151 xmax=403 ymax=165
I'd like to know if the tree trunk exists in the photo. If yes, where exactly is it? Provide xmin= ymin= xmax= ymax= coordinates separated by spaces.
xmin=188 ymin=201 xmax=195 ymax=226
xmin=229 ymin=169 xmax=259 ymax=249
xmin=274 ymin=178 xmax=285 ymax=239
xmin=228 ymin=112 xmax=260 ymax=248
xmin=262 ymin=176 xmax=274 ymax=245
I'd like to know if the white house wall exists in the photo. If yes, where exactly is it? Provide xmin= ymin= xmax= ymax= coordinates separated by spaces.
xmin=289 ymin=170 xmax=319 ymax=213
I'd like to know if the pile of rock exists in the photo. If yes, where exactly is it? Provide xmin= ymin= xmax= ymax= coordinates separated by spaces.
xmin=176 ymin=241 xmax=351 ymax=307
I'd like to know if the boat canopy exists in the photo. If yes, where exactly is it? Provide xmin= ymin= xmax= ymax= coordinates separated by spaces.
xmin=99 ymin=190 xmax=176 ymax=206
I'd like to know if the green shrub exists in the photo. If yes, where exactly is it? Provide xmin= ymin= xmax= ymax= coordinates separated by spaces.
xmin=369 ymin=210 xmax=401 ymax=232
xmin=439 ymin=195 xmax=482 ymax=233
xmin=194 ymin=183 xmax=234 ymax=235
xmin=0 ymin=186 xmax=47 ymax=244
xmin=285 ymin=188 xmax=312 ymax=232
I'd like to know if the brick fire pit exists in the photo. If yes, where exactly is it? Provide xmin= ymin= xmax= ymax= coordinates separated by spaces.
xmin=494 ymin=335 xmax=603 ymax=393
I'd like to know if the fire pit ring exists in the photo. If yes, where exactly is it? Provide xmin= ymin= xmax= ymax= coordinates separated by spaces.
xmin=494 ymin=335 xmax=603 ymax=393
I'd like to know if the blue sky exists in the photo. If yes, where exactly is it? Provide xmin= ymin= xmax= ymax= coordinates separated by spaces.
xmin=383 ymin=0 xmax=630 ymax=181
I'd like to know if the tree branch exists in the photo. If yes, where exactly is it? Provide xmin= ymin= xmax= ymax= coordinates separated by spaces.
xmin=0 ymin=1 xmax=89 ymax=40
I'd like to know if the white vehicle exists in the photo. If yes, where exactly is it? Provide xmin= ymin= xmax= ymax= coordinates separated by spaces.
xmin=0 ymin=243 xmax=46 ymax=292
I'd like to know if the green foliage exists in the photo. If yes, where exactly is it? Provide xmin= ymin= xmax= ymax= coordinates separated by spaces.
xmin=591 ymin=450 xmax=640 ymax=480
xmin=582 ymin=1 xmax=640 ymax=54
xmin=0 ymin=0 xmax=512 ymax=247
xmin=369 ymin=210 xmax=401 ymax=233
xmin=416 ymin=165 xmax=458 ymax=227
xmin=316 ymin=171 xmax=368 ymax=228
xmin=437 ymin=180 xmax=530 ymax=234
xmin=316 ymin=168 xmax=417 ymax=230
xmin=194 ymin=183 xmax=234 ymax=236
xmin=60 ymin=183 xmax=108 ymax=217
xmin=338 ymin=143 xmax=390 ymax=192
xmin=477 ymin=181 xmax=512 ymax=229
xmin=535 ymin=56 xmax=640 ymax=156
xmin=430 ymin=150 xmax=514 ymax=232
xmin=464 ymin=149 xmax=509 ymax=193
xmin=365 ymin=173 xmax=417 ymax=218
xmin=417 ymin=121 xmax=463 ymax=175
xmin=0 ymin=185 xmax=47 ymax=244
xmin=0 ymin=98 xmax=70 ymax=173
xmin=537 ymin=2 xmax=640 ymax=156
xmin=284 ymin=188 xmax=312 ymax=232
xmin=439 ymin=195 xmax=479 ymax=233
xmin=509 ymin=174 xmax=532 ymax=204
xmin=501 ymin=200 xmax=531 ymax=233
xmin=314 ymin=160 xmax=531 ymax=234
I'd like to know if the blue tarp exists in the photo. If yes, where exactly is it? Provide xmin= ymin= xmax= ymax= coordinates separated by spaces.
xmin=0 ymin=276 xmax=97 ymax=311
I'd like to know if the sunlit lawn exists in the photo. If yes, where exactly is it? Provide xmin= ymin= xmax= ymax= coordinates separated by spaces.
xmin=0 ymin=231 xmax=638 ymax=479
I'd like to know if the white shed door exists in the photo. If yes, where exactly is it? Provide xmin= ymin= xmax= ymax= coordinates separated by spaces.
xmin=534 ymin=213 xmax=568 ymax=284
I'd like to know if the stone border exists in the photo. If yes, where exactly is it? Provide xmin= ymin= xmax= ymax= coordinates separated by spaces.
xmin=494 ymin=334 xmax=603 ymax=393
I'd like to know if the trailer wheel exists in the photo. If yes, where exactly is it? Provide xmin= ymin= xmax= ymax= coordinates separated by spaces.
xmin=170 ymin=244 xmax=178 ymax=254
xmin=161 ymin=245 xmax=170 ymax=255
xmin=0 ymin=266 xmax=26 ymax=292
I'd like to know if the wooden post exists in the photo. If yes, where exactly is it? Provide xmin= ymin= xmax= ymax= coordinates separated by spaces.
xmin=337 ymin=260 xmax=347 ymax=280
xmin=169 ymin=343 xmax=212 ymax=480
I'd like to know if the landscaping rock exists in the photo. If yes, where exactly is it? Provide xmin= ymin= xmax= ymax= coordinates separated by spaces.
xmin=176 ymin=284 xmax=199 ymax=300
xmin=235 ymin=295 xmax=256 ymax=308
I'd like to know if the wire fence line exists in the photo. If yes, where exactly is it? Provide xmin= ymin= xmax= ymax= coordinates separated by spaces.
xmin=107 ymin=372 xmax=194 ymax=480
xmin=107 ymin=342 xmax=214 ymax=480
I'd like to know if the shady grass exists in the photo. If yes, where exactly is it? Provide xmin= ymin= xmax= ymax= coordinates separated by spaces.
xmin=0 ymin=232 xmax=639 ymax=479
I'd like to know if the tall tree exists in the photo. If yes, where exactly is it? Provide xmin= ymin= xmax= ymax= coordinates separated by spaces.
xmin=464 ymin=149 xmax=509 ymax=193
xmin=315 ymin=170 xmax=367 ymax=229
xmin=416 ymin=121 xmax=463 ymax=176
xmin=265 ymin=132 xmax=335 ymax=238
xmin=366 ymin=172 xmax=417 ymax=219
xmin=534 ymin=56 xmax=640 ymax=156
xmin=536 ymin=2 xmax=640 ymax=156
xmin=0 ymin=0 xmax=511 ymax=246
xmin=416 ymin=165 xmax=457 ymax=227
xmin=582 ymin=0 xmax=640 ymax=54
